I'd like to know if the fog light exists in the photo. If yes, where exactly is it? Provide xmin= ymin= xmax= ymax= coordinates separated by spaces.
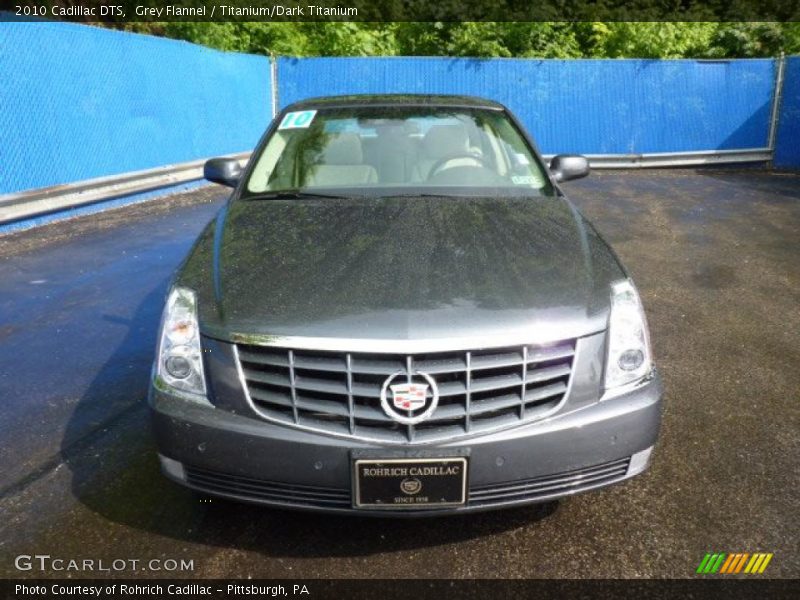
xmin=618 ymin=349 xmax=644 ymax=371
xmin=158 ymin=454 xmax=186 ymax=481
xmin=627 ymin=446 xmax=654 ymax=476
xmin=165 ymin=355 xmax=192 ymax=379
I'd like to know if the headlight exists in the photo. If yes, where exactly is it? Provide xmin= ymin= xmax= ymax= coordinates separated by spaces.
xmin=155 ymin=286 xmax=207 ymax=397
xmin=605 ymin=279 xmax=652 ymax=390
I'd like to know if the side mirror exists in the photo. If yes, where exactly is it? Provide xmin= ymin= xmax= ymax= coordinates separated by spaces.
xmin=204 ymin=158 xmax=242 ymax=188
xmin=549 ymin=154 xmax=590 ymax=183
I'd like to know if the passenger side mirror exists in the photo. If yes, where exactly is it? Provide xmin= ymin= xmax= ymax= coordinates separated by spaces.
xmin=204 ymin=158 xmax=243 ymax=188
xmin=549 ymin=154 xmax=590 ymax=183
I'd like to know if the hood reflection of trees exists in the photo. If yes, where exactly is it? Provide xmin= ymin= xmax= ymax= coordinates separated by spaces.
xmin=181 ymin=195 xmax=619 ymax=325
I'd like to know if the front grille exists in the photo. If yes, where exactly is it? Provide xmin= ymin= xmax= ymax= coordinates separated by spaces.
xmin=235 ymin=340 xmax=576 ymax=443
xmin=469 ymin=458 xmax=631 ymax=506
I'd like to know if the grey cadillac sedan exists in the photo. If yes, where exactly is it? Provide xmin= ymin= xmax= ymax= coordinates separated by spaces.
xmin=150 ymin=94 xmax=662 ymax=514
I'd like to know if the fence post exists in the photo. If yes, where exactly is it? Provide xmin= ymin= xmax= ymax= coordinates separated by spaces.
xmin=270 ymin=54 xmax=279 ymax=119
xmin=767 ymin=52 xmax=786 ymax=168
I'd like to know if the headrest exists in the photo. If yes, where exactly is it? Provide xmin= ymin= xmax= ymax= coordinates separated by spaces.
xmin=423 ymin=125 xmax=470 ymax=158
xmin=321 ymin=133 xmax=363 ymax=165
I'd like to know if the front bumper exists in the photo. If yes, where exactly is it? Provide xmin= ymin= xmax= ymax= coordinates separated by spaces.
xmin=150 ymin=368 xmax=663 ymax=516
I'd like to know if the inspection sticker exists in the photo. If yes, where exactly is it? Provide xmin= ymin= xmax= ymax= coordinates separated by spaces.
xmin=279 ymin=110 xmax=317 ymax=129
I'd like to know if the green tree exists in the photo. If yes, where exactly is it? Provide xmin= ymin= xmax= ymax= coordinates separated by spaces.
xmin=584 ymin=22 xmax=717 ymax=58
xmin=118 ymin=22 xmax=800 ymax=59
xmin=707 ymin=23 xmax=800 ymax=57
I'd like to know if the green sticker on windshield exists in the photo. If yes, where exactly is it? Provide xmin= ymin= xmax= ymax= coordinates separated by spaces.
xmin=512 ymin=175 xmax=538 ymax=185
xmin=279 ymin=110 xmax=317 ymax=130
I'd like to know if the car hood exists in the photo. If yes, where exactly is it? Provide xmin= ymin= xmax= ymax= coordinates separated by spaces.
xmin=179 ymin=195 xmax=625 ymax=345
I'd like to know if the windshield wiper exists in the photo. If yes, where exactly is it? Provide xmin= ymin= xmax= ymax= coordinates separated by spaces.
xmin=243 ymin=190 xmax=350 ymax=200
xmin=379 ymin=191 xmax=543 ymax=199
xmin=379 ymin=193 xmax=466 ymax=198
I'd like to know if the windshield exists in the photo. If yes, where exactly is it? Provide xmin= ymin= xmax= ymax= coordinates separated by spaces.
xmin=244 ymin=106 xmax=552 ymax=197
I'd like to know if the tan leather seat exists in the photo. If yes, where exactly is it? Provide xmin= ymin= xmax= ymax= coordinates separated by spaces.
xmin=413 ymin=124 xmax=475 ymax=181
xmin=365 ymin=125 xmax=418 ymax=184
xmin=307 ymin=134 xmax=378 ymax=187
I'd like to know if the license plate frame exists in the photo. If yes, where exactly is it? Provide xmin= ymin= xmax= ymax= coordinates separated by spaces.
xmin=353 ymin=457 xmax=468 ymax=510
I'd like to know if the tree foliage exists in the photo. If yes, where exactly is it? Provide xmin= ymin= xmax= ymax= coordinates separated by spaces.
xmin=122 ymin=22 xmax=800 ymax=59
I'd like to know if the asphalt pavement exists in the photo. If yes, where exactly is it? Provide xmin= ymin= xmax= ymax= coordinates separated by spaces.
xmin=0 ymin=170 xmax=797 ymax=579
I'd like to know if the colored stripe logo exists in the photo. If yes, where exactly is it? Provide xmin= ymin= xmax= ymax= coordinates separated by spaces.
xmin=696 ymin=552 xmax=773 ymax=574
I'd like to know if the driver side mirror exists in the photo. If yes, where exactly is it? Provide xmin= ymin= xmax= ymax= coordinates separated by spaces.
xmin=204 ymin=158 xmax=243 ymax=188
xmin=549 ymin=154 xmax=590 ymax=183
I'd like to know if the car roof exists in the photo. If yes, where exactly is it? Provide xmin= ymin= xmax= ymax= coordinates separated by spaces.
xmin=284 ymin=94 xmax=506 ymax=111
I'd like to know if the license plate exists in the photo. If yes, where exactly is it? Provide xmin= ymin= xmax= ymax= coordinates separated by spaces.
xmin=353 ymin=458 xmax=467 ymax=509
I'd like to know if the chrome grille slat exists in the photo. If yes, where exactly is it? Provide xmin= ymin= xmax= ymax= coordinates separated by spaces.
xmin=295 ymin=395 xmax=351 ymax=418
xmin=520 ymin=346 xmax=528 ymax=419
xmin=526 ymin=363 xmax=572 ymax=384
xmin=471 ymin=392 xmax=527 ymax=417
xmin=243 ymin=368 xmax=291 ymax=388
xmin=525 ymin=343 xmax=576 ymax=362
xmin=469 ymin=459 xmax=631 ymax=503
xmin=472 ymin=351 xmax=523 ymax=371
xmin=469 ymin=374 xmax=523 ymax=394
xmin=294 ymin=355 xmax=347 ymax=372
xmin=345 ymin=353 xmax=355 ymax=434
xmin=412 ymin=356 xmax=468 ymax=373
xmin=436 ymin=380 xmax=468 ymax=396
xmin=237 ymin=339 xmax=576 ymax=444
xmin=464 ymin=351 xmax=472 ymax=432
xmin=525 ymin=381 xmax=568 ymax=403
xmin=238 ymin=349 xmax=289 ymax=368
xmin=406 ymin=355 xmax=415 ymax=442
xmin=349 ymin=358 xmax=406 ymax=375
xmin=287 ymin=350 xmax=299 ymax=423
xmin=248 ymin=386 xmax=293 ymax=408
xmin=353 ymin=404 xmax=395 ymax=422
xmin=470 ymin=458 xmax=631 ymax=496
xmin=293 ymin=375 xmax=357 ymax=397
xmin=423 ymin=401 xmax=466 ymax=420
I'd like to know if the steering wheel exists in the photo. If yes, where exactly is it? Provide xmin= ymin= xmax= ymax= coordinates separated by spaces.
xmin=428 ymin=153 xmax=488 ymax=178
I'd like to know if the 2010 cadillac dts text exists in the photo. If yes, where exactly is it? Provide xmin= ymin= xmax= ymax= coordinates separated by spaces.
xmin=149 ymin=95 xmax=663 ymax=515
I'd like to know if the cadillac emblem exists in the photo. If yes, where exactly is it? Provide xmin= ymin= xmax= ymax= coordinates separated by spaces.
xmin=391 ymin=382 xmax=427 ymax=411
xmin=400 ymin=477 xmax=423 ymax=495
xmin=380 ymin=371 xmax=439 ymax=425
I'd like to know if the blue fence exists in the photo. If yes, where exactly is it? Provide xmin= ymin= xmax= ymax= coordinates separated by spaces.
xmin=0 ymin=23 xmax=798 ymax=201
xmin=0 ymin=21 xmax=271 ymax=195
xmin=774 ymin=57 xmax=800 ymax=169
xmin=277 ymin=57 xmax=777 ymax=155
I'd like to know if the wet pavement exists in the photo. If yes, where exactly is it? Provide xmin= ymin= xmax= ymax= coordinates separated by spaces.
xmin=0 ymin=171 xmax=797 ymax=579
